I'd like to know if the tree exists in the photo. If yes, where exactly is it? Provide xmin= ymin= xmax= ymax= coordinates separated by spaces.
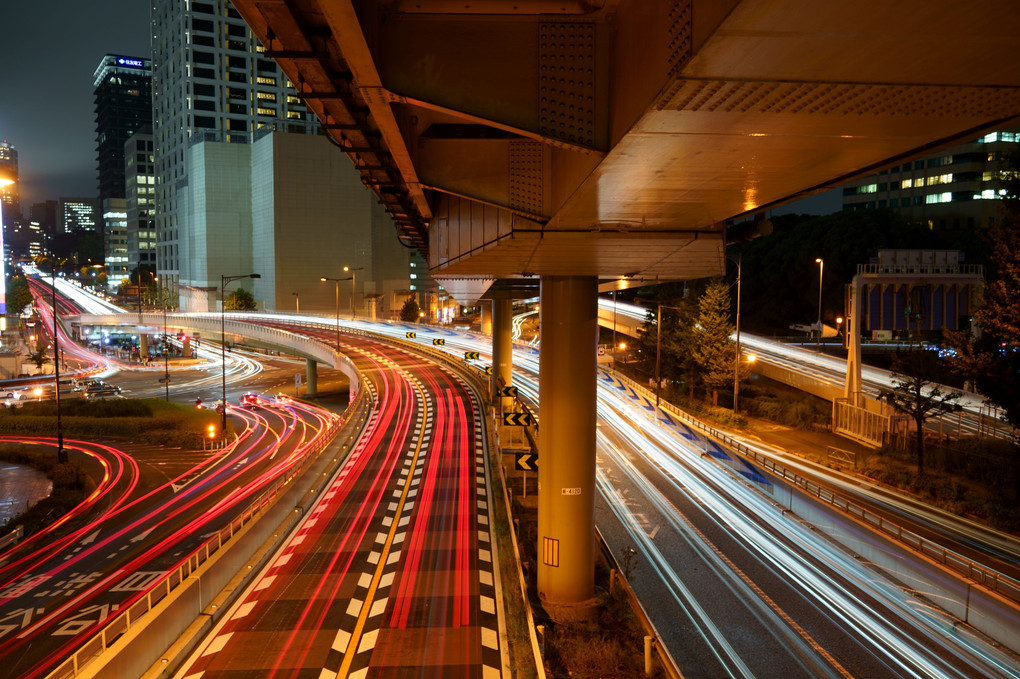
xmin=880 ymin=348 xmax=963 ymax=475
xmin=27 ymin=345 xmax=51 ymax=372
xmin=399 ymin=296 xmax=420 ymax=322
xmin=225 ymin=288 xmax=257 ymax=311
xmin=6 ymin=275 xmax=33 ymax=315
xmin=947 ymin=154 xmax=1020 ymax=430
xmin=691 ymin=279 xmax=735 ymax=406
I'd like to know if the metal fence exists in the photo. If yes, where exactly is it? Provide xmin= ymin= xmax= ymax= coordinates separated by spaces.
xmin=606 ymin=367 xmax=1020 ymax=608
xmin=47 ymin=390 xmax=361 ymax=679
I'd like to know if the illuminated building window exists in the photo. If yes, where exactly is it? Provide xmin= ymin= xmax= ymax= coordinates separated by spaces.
xmin=901 ymin=179 xmax=913 ymax=189
xmin=857 ymin=184 xmax=877 ymax=194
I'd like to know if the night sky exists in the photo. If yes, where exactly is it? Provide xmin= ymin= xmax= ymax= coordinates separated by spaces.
xmin=0 ymin=2 xmax=840 ymax=217
xmin=1 ymin=2 xmax=150 ymax=209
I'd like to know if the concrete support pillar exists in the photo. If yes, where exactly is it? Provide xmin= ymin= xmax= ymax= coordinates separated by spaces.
xmin=537 ymin=275 xmax=598 ymax=616
xmin=845 ymin=275 xmax=863 ymax=405
xmin=480 ymin=299 xmax=493 ymax=336
xmin=491 ymin=297 xmax=513 ymax=402
xmin=305 ymin=358 xmax=318 ymax=397
xmin=139 ymin=333 xmax=148 ymax=359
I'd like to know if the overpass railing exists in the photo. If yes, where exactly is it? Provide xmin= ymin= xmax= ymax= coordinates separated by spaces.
xmin=605 ymin=368 xmax=1020 ymax=608
xmin=47 ymin=386 xmax=366 ymax=679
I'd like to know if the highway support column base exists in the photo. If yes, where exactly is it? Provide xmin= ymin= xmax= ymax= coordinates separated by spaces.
xmin=305 ymin=358 xmax=317 ymax=397
xmin=537 ymin=275 xmax=599 ymax=621
xmin=491 ymin=296 xmax=513 ymax=407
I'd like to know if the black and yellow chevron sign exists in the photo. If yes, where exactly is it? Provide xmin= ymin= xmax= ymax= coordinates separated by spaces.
xmin=499 ymin=386 xmax=518 ymax=397
xmin=515 ymin=452 xmax=538 ymax=472
xmin=502 ymin=412 xmax=533 ymax=426
xmin=405 ymin=332 xmax=416 ymax=338
xmin=464 ymin=351 xmax=480 ymax=360
xmin=432 ymin=338 xmax=446 ymax=346
xmin=484 ymin=366 xmax=493 ymax=375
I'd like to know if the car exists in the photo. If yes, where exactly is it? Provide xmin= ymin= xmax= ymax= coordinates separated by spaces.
xmin=73 ymin=378 xmax=103 ymax=392
xmin=2 ymin=390 xmax=24 ymax=408
xmin=240 ymin=392 xmax=259 ymax=409
xmin=84 ymin=384 xmax=122 ymax=399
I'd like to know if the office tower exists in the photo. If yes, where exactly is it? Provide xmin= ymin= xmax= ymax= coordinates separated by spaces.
xmin=150 ymin=0 xmax=412 ymax=314
xmin=150 ymin=0 xmax=315 ymax=301
xmin=60 ymin=198 xmax=98 ymax=233
xmin=842 ymin=128 xmax=1020 ymax=230
xmin=125 ymin=128 xmax=156 ymax=276
xmin=94 ymin=54 xmax=152 ymax=284
xmin=0 ymin=140 xmax=19 ymax=222
xmin=29 ymin=201 xmax=57 ymax=245
xmin=102 ymin=198 xmax=129 ymax=288
xmin=94 ymin=55 xmax=153 ymax=203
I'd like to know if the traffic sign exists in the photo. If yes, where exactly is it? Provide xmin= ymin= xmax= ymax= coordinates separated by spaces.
xmin=464 ymin=351 xmax=480 ymax=360
xmin=515 ymin=452 xmax=538 ymax=471
xmin=432 ymin=338 xmax=446 ymax=346
xmin=484 ymin=366 xmax=493 ymax=375
xmin=406 ymin=331 xmax=416 ymax=338
xmin=502 ymin=412 xmax=533 ymax=426
xmin=499 ymin=385 xmax=518 ymax=397
xmin=158 ymin=376 xmax=171 ymax=384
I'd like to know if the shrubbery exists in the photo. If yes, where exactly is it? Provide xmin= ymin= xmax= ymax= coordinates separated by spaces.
xmin=0 ymin=444 xmax=94 ymax=536
xmin=0 ymin=398 xmax=224 ymax=449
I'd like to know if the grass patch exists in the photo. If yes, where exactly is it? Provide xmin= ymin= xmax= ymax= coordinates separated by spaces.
xmin=505 ymin=468 xmax=658 ymax=679
xmin=0 ymin=398 xmax=226 ymax=448
xmin=0 ymin=444 xmax=95 ymax=538
xmin=863 ymin=437 xmax=1020 ymax=532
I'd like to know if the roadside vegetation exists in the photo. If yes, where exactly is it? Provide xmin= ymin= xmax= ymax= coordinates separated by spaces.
xmin=0 ymin=399 xmax=223 ymax=539
xmin=0 ymin=444 xmax=93 ymax=538
xmin=0 ymin=397 xmax=224 ymax=448
xmin=506 ymin=478 xmax=660 ymax=679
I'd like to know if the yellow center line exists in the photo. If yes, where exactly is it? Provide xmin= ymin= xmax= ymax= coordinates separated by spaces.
xmin=334 ymin=375 xmax=430 ymax=677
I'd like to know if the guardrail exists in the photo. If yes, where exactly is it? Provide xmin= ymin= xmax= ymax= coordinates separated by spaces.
xmin=605 ymin=367 xmax=1020 ymax=608
xmin=47 ymin=390 xmax=362 ymax=679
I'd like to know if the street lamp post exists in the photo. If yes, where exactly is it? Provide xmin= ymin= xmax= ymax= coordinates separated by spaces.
xmin=51 ymin=263 xmax=66 ymax=463
xmin=733 ymin=253 xmax=743 ymax=414
xmin=157 ymin=276 xmax=170 ymax=401
xmin=815 ymin=257 xmax=824 ymax=352
xmin=221 ymin=273 xmax=260 ymax=435
xmin=321 ymin=275 xmax=352 ymax=353
xmin=342 ymin=266 xmax=364 ymax=320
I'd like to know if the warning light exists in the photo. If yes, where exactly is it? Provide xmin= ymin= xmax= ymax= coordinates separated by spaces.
xmin=207 ymin=424 xmax=216 ymax=438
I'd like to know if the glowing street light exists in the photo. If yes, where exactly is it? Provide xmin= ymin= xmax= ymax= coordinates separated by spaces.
xmin=220 ymin=273 xmax=260 ymax=435
xmin=321 ymin=274 xmax=352 ymax=353
xmin=342 ymin=266 xmax=364 ymax=320
xmin=815 ymin=257 xmax=824 ymax=352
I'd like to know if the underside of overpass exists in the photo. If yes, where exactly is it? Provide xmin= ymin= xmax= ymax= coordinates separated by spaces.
xmin=229 ymin=0 xmax=1020 ymax=616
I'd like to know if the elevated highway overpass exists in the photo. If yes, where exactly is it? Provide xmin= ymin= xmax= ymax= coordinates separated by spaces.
xmin=202 ymin=0 xmax=1020 ymax=612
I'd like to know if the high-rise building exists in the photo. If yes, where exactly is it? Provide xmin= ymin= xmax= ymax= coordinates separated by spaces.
xmin=29 ymin=201 xmax=57 ymax=244
xmin=0 ymin=140 xmax=19 ymax=222
xmin=125 ymin=128 xmax=156 ymax=275
xmin=150 ymin=0 xmax=316 ymax=297
xmin=150 ymin=0 xmax=415 ymax=314
xmin=102 ymin=198 xmax=129 ymax=289
xmin=94 ymin=55 xmax=153 ymax=203
xmin=842 ymin=128 xmax=1020 ymax=230
xmin=60 ymin=198 xmax=98 ymax=234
